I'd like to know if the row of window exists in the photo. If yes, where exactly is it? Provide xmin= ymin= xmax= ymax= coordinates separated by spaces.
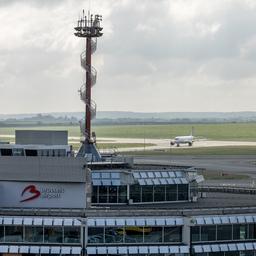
xmin=192 ymin=224 xmax=256 ymax=242
xmin=195 ymin=252 xmax=255 ymax=256
xmin=0 ymin=225 xmax=80 ymax=244
xmin=92 ymin=186 xmax=127 ymax=204
xmin=88 ymin=226 xmax=182 ymax=244
xmin=92 ymin=184 xmax=189 ymax=204
xmin=87 ymin=255 xmax=176 ymax=256
xmin=0 ymin=148 xmax=67 ymax=157
xmin=87 ymin=254 xmax=254 ymax=256
xmin=130 ymin=184 xmax=189 ymax=203
xmin=88 ymin=255 xmax=178 ymax=256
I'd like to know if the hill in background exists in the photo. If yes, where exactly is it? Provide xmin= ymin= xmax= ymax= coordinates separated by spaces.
xmin=0 ymin=111 xmax=256 ymax=126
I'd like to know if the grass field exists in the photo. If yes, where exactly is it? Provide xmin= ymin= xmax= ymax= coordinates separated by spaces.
xmin=1 ymin=123 xmax=256 ymax=141
xmin=199 ymin=170 xmax=249 ymax=180
xmin=1 ymin=124 xmax=256 ymax=155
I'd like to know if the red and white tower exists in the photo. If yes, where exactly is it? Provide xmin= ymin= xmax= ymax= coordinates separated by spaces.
xmin=74 ymin=10 xmax=103 ymax=159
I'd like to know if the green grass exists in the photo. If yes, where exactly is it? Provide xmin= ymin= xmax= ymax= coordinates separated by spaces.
xmin=123 ymin=146 xmax=256 ymax=155
xmin=92 ymin=123 xmax=256 ymax=141
xmin=1 ymin=123 xmax=256 ymax=141
xmin=199 ymin=170 xmax=249 ymax=180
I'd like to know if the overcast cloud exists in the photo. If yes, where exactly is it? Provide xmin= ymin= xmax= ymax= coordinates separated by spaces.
xmin=0 ymin=0 xmax=256 ymax=113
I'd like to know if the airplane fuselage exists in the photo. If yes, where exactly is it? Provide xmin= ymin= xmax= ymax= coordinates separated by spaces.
xmin=170 ymin=135 xmax=194 ymax=147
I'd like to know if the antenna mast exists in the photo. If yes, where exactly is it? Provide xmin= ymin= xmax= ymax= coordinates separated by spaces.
xmin=74 ymin=10 xmax=103 ymax=159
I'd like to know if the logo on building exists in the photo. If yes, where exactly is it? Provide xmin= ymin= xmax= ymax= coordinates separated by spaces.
xmin=20 ymin=184 xmax=65 ymax=203
xmin=20 ymin=185 xmax=41 ymax=202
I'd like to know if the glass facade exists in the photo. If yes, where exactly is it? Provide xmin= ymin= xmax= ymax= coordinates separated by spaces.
xmin=195 ymin=253 xmax=255 ymax=256
xmin=24 ymin=226 xmax=43 ymax=243
xmin=0 ymin=148 xmax=67 ymax=157
xmin=5 ymin=226 xmax=23 ymax=242
xmin=88 ymin=226 xmax=182 ymax=244
xmin=192 ymin=224 xmax=256 ymax=242
xmin=92 ymin=186 xmax=127 ymax=204
xmin=130 ymin=184 xmax=189 ymax=203
xmin=92 ymin=183 xmax=189 ymax=205
xmin=217 ymin=225 xmax=232 ymax=241
xmin=0 ymin=225 xmax=80 ymax=244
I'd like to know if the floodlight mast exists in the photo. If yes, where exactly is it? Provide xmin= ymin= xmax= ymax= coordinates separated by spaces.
xmin=74 ymin=10 xmax=103 ymax=144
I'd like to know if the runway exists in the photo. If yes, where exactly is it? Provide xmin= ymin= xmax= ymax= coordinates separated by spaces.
xmin=96 ymin=137 xmax=256 ymax=177
xmin=97 ymin=137 xmax=256 ymax=152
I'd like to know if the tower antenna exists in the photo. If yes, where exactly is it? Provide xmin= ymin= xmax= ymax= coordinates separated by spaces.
xmin=74 ymin=10 xmax=103 ymax=160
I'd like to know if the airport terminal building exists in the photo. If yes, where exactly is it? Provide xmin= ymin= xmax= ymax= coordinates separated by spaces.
xmin=0 ymin=131 xmax=256 ymax=256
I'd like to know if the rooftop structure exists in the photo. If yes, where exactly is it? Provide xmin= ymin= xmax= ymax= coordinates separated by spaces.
xmin=15 ymin=130 xmax=68 ymax=146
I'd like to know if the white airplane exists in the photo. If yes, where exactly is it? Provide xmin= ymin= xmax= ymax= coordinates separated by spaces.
xmin=170 ymin=135 xmax=194 ymax=147
xmin=170 ymin=127 xmax=194 ymax=147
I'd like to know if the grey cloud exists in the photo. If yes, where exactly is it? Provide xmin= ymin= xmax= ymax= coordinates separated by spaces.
xmin=0 ymin=0 xmax=64 ymax=7
xmin=1 ymin=0 xmax=256 ymax=113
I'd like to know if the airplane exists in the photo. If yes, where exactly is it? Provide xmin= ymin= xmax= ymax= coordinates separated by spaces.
xmin=170 ymin=135 xmax=194 ymax=147
xmin=170 ymin=127 xmax=194 ymax=147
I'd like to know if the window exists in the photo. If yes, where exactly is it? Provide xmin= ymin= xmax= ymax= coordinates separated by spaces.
xmin=217 ymin=225 xmax=232 ymax=241
xmin=154 ymin=185 xmax=165 ymax=202
xmin=0 ymin=148 xmax=12 ymax=156
xmin=118 ymin=186 xmax=127 ymax=203
xmin=93 ymin=186 xmax=127 ymax=204
xmin=233 ymin=224 xmax=248 ymax=240
xmin=249 ymin=224 xmax=256 ymax=239
xmin=166 ymin=185 xmax=177 ymax=201
xmin=64 ymin=227 xmax=80 ymax=243
xmin=144 ymin=227 xmax=163 ymax=243
xmin=109 ymin=186 xmax=118 ymax=203
xmin=191 ymin=226 xmax=200 ymax=242
xmin=5 ymin=226 xmax=23 ymax=242
xmin=142 ymin=186 xmax=153 ymax=202
xmin=0 ymin=226 xmax=4 ymax=242
xmin=240 ymin=252 xmax=254 ymax=256
xmin=225 ymin=252 xmax=239 ymax=256
xmin=163 ymin=226 xmax=182 ymax=243
xmin=25 ymin=149 xmax=38 ymax=156
xmin=130 ymin=185 xmax=141 ymax=203
xmin=24 ymin=226 xmax=43 ymax=243
xmin=201 ymin=225 xmax=216 ymax=241
xmin=44 ymin=227 xmax=63 ymax=243
xmin=124 ymin=226 xmax=143 ymax=243
xmin=178 ymin=184 xmax=188 ymax=200
xmin=99 ymin=186 xmax=108 ymax=203
xmin=105 ymin=227 xmax=123 ymax=243
xmin=92 ymin=186 xmax=98 ymax=203
xmin=12 ymin=148 xmax=24 ymax=156
xmin=88 ymin=227 xmax=104 ymax=243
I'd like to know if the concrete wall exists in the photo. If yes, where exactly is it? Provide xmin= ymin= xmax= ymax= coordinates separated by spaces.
xmin=0 ymin=157 xmax=86 ymax=182
xmin=15 ymin=130 xmax=68 ymax=145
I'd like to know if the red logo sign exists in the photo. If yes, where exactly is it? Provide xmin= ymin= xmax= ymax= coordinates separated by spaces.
xmin=20 ymin=185 xmax=41 ymax=202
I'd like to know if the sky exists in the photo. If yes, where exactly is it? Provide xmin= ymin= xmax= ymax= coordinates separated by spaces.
xmin=1 ymin=0 xmax=256 ymax=114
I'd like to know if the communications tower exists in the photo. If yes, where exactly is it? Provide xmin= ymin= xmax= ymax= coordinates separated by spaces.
xmin=74 ymin=10 xmax=103 ymax=160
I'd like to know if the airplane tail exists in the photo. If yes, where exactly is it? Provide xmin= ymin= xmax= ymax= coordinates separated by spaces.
xmin=190 ymin=126 xmax=194 ymax=137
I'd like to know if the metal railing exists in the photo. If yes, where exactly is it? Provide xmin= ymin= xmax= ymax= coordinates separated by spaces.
xmin=199 ymin=185 xmax=256 ymax=195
